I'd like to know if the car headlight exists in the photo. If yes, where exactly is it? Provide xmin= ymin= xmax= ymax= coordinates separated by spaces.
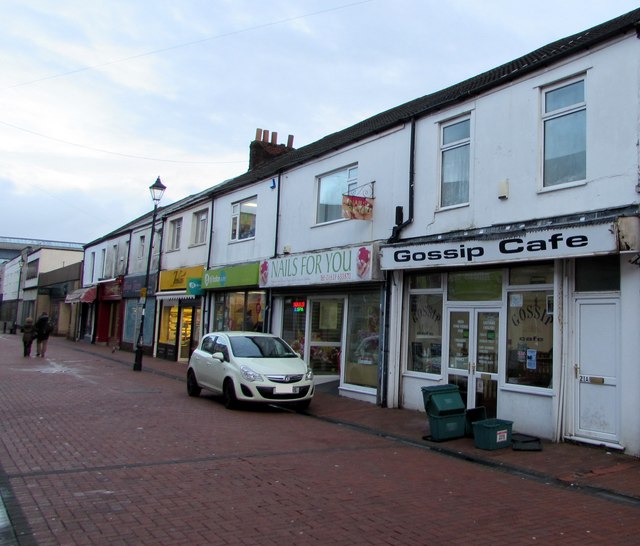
xmin=240 ymin=365 xmax=263 ymax=382
xmin=305 ymin=367 xmax=314 ymax=381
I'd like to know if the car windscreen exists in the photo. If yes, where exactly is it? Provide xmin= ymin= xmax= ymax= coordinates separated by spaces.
xmin=229 ymin=336 xmax=297 ymax=358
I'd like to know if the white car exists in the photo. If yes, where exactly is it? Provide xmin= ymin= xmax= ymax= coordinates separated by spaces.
xmin=187 ymin=331 xmax=314 ymax=410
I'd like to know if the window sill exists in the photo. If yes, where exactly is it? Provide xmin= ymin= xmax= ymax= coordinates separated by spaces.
xmin=188 ymin=241 xmax=207 ymax=249
xmin=436 ymin=202 xmax=469 ymax=213
xmin=538 ymin=179 xmax=587 ymax=193
xmin=229 ymin=237 xmax=255 ymax=244
xmin=312 ymin=218 xmax=348 ymax=228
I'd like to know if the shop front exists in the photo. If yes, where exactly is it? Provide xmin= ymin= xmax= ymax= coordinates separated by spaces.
xmin=94 ymin=277 xmax=123 ymax=347
xmin=202 ymin=262 xmax=266 ymax=335
xmin=155 ymin=266 xmax=203 ymax=362
xmin=121 ymin=273 xmax=157 ymax=354
xmin=380 ymin=219 xmax=639 ymax=448
xmin=259 ymin=245 xmax=383 ymax=403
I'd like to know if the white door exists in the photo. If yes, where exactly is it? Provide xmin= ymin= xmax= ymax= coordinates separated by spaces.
xmin=446 ymin=307 xmax=501 ymax=417
xmin=573 ymin=297 xmax=620 ymax=444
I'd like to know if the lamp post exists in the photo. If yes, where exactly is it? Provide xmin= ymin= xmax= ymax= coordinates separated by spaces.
xmin=133 ymin=176 xmax=166 ymax=371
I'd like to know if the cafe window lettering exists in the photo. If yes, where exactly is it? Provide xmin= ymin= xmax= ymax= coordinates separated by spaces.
xmin=407 ymin=273 xmax=443 ymax=374
xmin=506 ymin=263 xmax=554 ymax=389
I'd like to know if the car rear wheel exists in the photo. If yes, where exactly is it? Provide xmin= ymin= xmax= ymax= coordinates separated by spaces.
xmin=222 ymin=379 xmax=238 ymax=409
xmin=187 ymin=370 xmax=201 ymax=397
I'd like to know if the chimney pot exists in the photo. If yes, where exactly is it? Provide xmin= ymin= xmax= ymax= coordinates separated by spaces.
xmin=255 ymin=128 xmax=263 ymax=141
xmin=287 ymin=134 xmax=294 ymax=148
xmin=271 ymin=131 xmax=278 ymax=145
xmin=262 ymin=129 xmax=269 ymax=142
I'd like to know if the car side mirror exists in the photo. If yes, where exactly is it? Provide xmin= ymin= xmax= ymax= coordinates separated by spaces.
xmin=212 ymin=351 xmax=226 ymax=362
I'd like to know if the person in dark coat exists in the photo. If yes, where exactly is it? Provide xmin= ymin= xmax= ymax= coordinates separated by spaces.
xmin=21 ymin=317 xmax=35 ymax=357
xmin=35 ymin=312 xmax=52 ymax=358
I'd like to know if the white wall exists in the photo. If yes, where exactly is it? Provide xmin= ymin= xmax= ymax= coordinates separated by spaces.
xmin=404 ymin=35 xmax=639 ymax=240
xmin=209 ymin=180 xmax=278 ymax=267
xmin=275 ymin=127 xmax=411 ymax=255
xmin=162 ymin=201 xmax=211 ymax=271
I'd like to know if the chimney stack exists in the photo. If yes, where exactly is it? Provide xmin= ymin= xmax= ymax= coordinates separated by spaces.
xmin=248 ymin=128 xmax=296 ymax=171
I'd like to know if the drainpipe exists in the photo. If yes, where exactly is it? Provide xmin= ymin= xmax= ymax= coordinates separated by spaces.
xmin=204 ymin=194 xmax=215 ymax=334
xmin=380 ymin=119 xmax=417 ymax=407
xmin=388 ymin=117 xmax=416 ymax=243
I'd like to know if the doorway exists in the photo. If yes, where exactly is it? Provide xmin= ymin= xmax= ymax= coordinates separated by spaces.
xmin=572 ymin=297 xmax=620 ymax=445
xmin=446 ymin=307 xmax=501 ymax=417
xmin=306 ymin=298 xmax=345 ymax=378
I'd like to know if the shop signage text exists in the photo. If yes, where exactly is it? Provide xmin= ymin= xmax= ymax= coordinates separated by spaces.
xmin=261 ymin=246 xmax=373 ymax=287
xmin=380 ymin=224 xmax=617 ymax=269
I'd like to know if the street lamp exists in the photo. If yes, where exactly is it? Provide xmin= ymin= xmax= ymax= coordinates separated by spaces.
xmin=133 ymin=176 xmax=166 ymax=371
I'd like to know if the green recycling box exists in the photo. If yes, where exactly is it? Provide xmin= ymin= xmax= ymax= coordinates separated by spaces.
xmin=428 ymin=413 xmax=466 ymax=442
xmin=472 ymin=418 xmax=513 ymax=450
xmin=421 ymin=384 xmax=465 ymax=416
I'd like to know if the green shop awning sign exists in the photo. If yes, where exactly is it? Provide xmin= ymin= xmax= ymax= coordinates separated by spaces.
xmin=202 ymin=263 xmax=259 ymax=289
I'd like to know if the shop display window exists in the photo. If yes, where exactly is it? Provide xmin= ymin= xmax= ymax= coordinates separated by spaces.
xmin=408 ymin=293 xmax=443 ymax=374
xmin=282 ymin=296 xmax=307 ymax=355
xmin=344 ymin=292 xmax=381 ymax=388
xmin=159 ymin=305 xmax=178 ymax=344
xmin=506 ymin=290 xmax=553 ymax=388
xmin=213 ymin=291 xmax=266 ymax=332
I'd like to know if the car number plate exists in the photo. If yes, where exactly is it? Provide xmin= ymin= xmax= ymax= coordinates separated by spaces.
xmin=274 ymin=384 xmax=297 ymax=394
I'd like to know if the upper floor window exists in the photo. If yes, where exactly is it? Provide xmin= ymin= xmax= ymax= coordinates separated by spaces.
xmin=138 ymin=235 xmax=146 ymax=259
xmin=316 ymin=165 xmax=358 ymax=224
xmin=169 ymin=218 xmax=182 ymax=251
xmin=440 ymin=117 xmax=470 ymax=207
xmin=231 ymin=197 xmax=257 ymax=241
xmin=192 ymin=209 xmax=208 ymax=245
xmin=542 ymin=78 xmax=586 ymax=187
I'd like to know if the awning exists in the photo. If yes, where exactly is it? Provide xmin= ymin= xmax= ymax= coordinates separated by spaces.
xmin=155 ymin=290 xmax=196 ymax=301
xmin=65 ymin=286 xmax=97 ymax=304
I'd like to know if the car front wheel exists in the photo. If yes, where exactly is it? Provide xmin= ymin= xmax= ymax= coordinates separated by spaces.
xmin=187 ymin=370 xmax=201 ymax=397
xmin=222 ymin=379 xmax=238 ymax=409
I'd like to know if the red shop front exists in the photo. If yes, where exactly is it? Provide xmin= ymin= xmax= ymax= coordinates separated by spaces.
xmin=94 ymin=277 xmax=124 ymax=347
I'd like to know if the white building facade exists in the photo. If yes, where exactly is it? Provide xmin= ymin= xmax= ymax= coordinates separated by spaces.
xmin=377 ymin=14 xmax=640 ymax=454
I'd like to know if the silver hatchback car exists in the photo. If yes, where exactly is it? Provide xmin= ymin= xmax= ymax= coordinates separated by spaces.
xmin=187 ymin=331 xmax=314 ymax=410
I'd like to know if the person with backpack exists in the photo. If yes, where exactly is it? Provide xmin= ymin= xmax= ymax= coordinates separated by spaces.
xmin=35 ymin=312 xmax=52 ymax=358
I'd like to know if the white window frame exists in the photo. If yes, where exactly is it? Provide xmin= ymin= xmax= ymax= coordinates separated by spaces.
xmin=316 ymin=165 xmax=358 ymax=225
xmin=541 ymin=76 xmax=586 ymax=188
xmin=192 ymin=209 xmax=208 ymax=246
xmin=169 ymin=218 xmax=182 ymax=251
xmin=138 ymin=235 xmax=146 ymax=259
xmin=230 ymin=196 xmax=257 ymax=241
xmin=439 ymin=115 xmax=471 ymax=209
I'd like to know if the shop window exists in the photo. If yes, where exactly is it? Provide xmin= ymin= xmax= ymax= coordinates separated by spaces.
xmin=440 ymin=117 xmax=470 ymax=207
xmin=231 ymin=197 xmax=257 ymax=241
xmin=409 ymin=272 xmax=442 ymax=290
xmin=575 ymin=256 xmax=619 ymax=291
xmin=159 ymin=305 xmax=178 ymax=345
xmin=542 ymin=78 xmax=586 ymax=187
xmin=506 ymin=290 xmax=553 ymax=388
xmin=447 ymin=269 xmax=503 ymax=301
xmin=344 ymin=292 xmax=381 ymax=388
xmin=408 ymin=293 xmax=443 ymax=374
xmin=213 ymin=291 xmax=266 ymax=332
xmin=316 ymin=165 xmax=358 ymax=224
xmin=509 ymin=262 xmax=554 ymax=285
xmin=282 ymin=296 xmax=307 ymax=355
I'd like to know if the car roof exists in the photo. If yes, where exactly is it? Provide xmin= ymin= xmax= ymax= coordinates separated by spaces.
xmin=205 ymin=331 xmax=278 ymax=338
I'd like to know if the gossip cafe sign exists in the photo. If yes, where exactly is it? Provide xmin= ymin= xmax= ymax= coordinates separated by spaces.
xmin=380 ymin=223 xmax=618 ymax=270
xmin=260 ymin=246 xmax=374 ymax=287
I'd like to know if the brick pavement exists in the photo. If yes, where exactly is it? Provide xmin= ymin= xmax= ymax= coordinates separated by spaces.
xmin=1 ymin=334 xmax=639 ymax=545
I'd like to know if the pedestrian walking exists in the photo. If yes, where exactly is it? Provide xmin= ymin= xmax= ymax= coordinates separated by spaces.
xmin=35 ymin=312 xmax=52 ymax=358
xmin=21 ymin=317 xmax=35 ymax=357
